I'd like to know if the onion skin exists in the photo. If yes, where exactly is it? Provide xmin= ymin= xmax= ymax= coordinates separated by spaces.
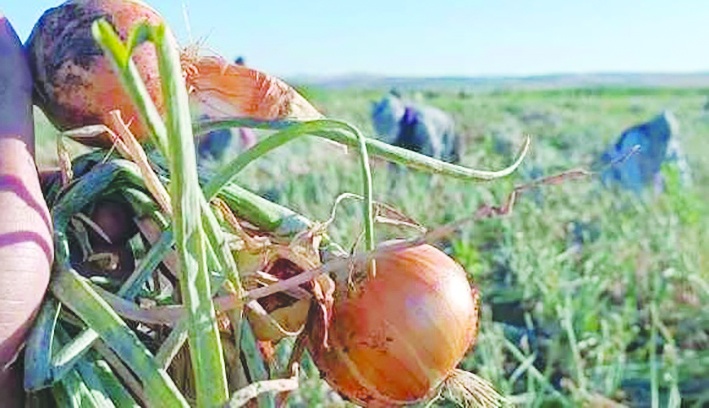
xmin=26 ymin=0 xmax=167 ymax=147
xmin=0 ymin=12 xmax=53 ymax=405
xmin=308 ymin=244 xmax=480 ymax=406
xmin=183 ymin=54 xmax=324 ymax=122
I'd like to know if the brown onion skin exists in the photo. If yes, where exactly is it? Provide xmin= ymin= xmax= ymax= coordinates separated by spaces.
xmin=26 ymin=0 xmax=167 ymax=147
xmin=308 ymin=244 xmax=481 ymax=406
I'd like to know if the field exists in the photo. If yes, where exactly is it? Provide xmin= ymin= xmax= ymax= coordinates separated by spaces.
xmin=35 ymin=85 xmax=709 ymax=407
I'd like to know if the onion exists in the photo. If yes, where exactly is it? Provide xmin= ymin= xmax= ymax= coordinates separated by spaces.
xmin=307 ymin=243 xmax=488 ymax=406
xmin=26 ymin=0 xmax=168 ymax=147
xmin=182 ymin=54 xmax=323 ymax=122
xmin=240 ymin=254 xmax=333 ymax=344
xmin=27 ymin=0 xmax=322 ymax=149
xmin=248 ymin=258 xmax=312 ymax=342
xmin=88 ymin=198 xmax=138 ymax=246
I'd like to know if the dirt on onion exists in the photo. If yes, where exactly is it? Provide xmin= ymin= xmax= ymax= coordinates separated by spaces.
xmin=26 ymin=0 xmax=168 ymax=147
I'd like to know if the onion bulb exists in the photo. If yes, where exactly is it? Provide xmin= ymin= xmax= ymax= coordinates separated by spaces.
xmin=307 ymin=243 xmax=486 ymax=406
xmin=26 ymin=0 xmax=168 ymax=148
xmin=88 ymin=198 xmax=138 ymax=246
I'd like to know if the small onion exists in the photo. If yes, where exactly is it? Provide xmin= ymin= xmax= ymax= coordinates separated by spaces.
xmin=26 ymin=0 xmax=168 ymax=147
xmin=307 ymin=243 xmax=481 ymax=406
xmin=88 ymin=198 xmax=138 ymax=246
xmin=234 ymin=249 xmax=315 ymax=343
xmin=248 ymin=259 xmax=312 ymax=342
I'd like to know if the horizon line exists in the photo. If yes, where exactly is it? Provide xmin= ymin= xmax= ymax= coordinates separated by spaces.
xmin=284 ymin=70 xmax=709 ymax=80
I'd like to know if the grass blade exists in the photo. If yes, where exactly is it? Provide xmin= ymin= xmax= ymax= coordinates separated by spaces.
xmin=156 ymin=319 xmax=189 ymax=369
xmin=51 ymin=368 xmax=101 ymax=408
xmin=90 ymin=357 xmax=140 ymax=407
xmin=96 ymin=20 xmax=234 ymax=405
xmin=51 ymin=267 xmax=188 ymax=407
xmin=94 ymin=341 xmax=151 ymax=406
xmin=197 ymin=118 xmax=530 ymax=199
xmin=52 ymin=326 xmax=103 ymax=386
xmin=91 ymin=20 xmax=168 ymax=153
xmin=153 ymin=23 xmax=229 ymax=405
xmin=55 ymin=326 xmax=116 ymax=408
xmin=23 ymin=298 xmax=60 ymax=390
xmin=240 ymin=320 xmax=275 ymax=408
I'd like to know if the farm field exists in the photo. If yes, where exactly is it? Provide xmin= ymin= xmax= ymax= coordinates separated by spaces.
xmin=34 ymin=84 xmax=709 ymax=407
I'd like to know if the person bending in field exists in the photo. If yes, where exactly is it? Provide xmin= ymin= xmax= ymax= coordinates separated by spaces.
xmin=598 ymin=110 xmax=692 ymax=194
xmin=371 ymin=90 xmax=461 ymax=164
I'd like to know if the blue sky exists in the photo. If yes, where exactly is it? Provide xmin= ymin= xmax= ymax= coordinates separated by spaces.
xmin=4 ymin=1 xmax=709 ymax=78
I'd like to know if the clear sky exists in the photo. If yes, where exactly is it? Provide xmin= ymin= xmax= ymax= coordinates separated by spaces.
xmin=4 ymin=1 xmax=709 ymax=78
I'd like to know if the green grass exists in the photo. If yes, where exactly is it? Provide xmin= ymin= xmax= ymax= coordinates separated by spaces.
xmin=35 ymin=86 xmax=709 ymax=407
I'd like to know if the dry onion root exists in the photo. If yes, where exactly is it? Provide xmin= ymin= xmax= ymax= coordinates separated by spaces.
xmin=181 ymin=52 xmax=323 ymax=122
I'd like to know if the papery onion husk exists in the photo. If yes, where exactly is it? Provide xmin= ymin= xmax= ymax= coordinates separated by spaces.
xmin=182 ymin=53 xmax=323 ymax=122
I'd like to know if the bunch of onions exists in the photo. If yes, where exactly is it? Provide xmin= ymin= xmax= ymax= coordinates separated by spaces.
xmin=307 ymin=243 xmax=501 ymax=407
xmin=26 ymin=0 xmax=321 ymax=149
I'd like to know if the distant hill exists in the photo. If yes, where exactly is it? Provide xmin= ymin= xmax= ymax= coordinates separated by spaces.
xmin=288 ymin=72 xmax=709 ymax=91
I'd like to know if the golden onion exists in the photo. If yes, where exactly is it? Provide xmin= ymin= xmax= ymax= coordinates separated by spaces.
xmin=308 ymin=243 xmax=481 ymax=406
